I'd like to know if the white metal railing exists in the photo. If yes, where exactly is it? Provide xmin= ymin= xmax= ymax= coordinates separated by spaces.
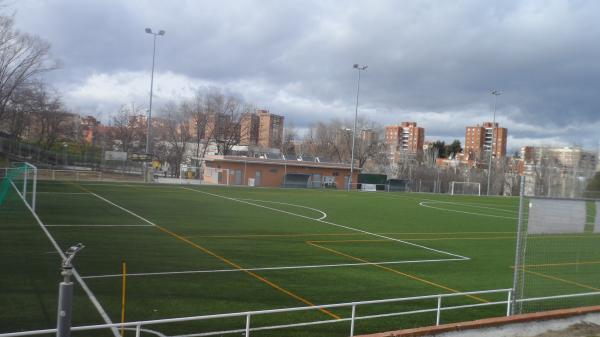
xmin=0 ymin=289 xmax=512 ymax=337
xmin=3 ymin=289 xmax=600 ymax=337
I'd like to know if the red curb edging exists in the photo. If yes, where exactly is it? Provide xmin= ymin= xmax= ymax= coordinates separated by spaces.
xmin=355 ymin=305 xmax=600 ymax=337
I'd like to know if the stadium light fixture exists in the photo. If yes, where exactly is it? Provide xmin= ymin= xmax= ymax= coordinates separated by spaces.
xmin=348 ymin=64 xmax=368 ymax=191
xmin=486 ymin=90 xmax=502 ymax=196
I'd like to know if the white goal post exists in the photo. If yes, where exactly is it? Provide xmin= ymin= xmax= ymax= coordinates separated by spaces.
xmin=449 ymin=181 xmax=481 ymax=196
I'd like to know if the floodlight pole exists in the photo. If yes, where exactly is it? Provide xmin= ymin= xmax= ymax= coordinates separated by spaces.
xmin=56 ymin=243 xmax=84 ymax=337
xmin=348 ymin=64 xmax=367 ymax=191
xmin=486 ymin=90 xmax=501 ymax=196
xmin=144 ymin=28 xmax=165 ymax=182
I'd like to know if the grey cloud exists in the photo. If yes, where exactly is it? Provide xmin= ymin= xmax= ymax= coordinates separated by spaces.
xmin=10 ymin=0 xmax=600 ymax=149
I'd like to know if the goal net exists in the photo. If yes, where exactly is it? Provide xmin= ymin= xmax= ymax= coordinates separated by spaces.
xmin=0 ymin=162 xmax=37 ymax=211
xmin=178 ymin=165 xmax=203 ymax=185
xmin=449 ymin=181 xmax=481 ymax=196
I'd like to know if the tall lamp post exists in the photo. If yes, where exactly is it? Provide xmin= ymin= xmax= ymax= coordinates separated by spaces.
xmin=486 ymin=90 xmax=501 ymax=195
xmin=144 ymin=28 xmax=165 ymax=155
xmin=348 ymin=64 xmax=368 ymax=191
xmin=144 ymin=28 xmax=165 ymax=182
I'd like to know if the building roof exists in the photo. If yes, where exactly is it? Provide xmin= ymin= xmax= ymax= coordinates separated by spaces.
xmin=204 ymin=155 xmax=358 ymax=170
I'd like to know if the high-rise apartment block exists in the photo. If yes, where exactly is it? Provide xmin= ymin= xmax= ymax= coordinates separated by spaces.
xmin=464 ymin=122 xmax=507 ymax=160
xmin=384 ymin=122 xmax=425 ymax=154
xmin=257 ymin=109 xmax=284 ymax=148
xmin=239 ymin=113 xmax=260 ymax=145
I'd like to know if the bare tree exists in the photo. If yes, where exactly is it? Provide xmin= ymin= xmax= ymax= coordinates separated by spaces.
xmin=28 ymin=83 xmax=70 ymax=150
xmin=160 ymin=102 xmax=192 ymax=177
xmin=0 ymin=15 xmax=57 ymax=125
xmin=206 ymin=93 xmax=243 ymax=155
xmin=302 ymin=117 xmax=383 ymax=166
xmin=280 ymin=123 xmax=297 ymax=157
xmin=110 ymin=104 xmax=144 ymax=154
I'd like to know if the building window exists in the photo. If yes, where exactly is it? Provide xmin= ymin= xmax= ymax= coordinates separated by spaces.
xmin=270 ymin=168 xmax=278 ymax=173
xmin=332 ymin=172 xmax=339 ymax=176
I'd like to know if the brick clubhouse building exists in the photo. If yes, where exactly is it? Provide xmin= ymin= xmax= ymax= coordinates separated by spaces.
xmin=203 ymin=155 xmax=359 ymax=189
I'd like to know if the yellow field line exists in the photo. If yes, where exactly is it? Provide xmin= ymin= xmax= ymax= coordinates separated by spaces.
xmin=306 ymin=241 xmax=488 ymax=303
xmin=522 ymin=269 xmax=600 ymax=292
xmin=71 ymin=182 xmax=341 ymax=320
xmin=154 ymin=227 xmax=341 ymax=319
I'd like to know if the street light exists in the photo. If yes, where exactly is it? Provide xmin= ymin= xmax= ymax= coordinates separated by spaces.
xmin=144 ymin=28 xmax=165 ymax=157
xmin=486 ymin=90 xmax=502 ymax=195
xmin=348 ymin=64 xmax=368 ymax=191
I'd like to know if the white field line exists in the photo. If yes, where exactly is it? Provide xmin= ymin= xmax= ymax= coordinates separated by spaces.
xmin=88 ymin=192 xmax=159 ymax=227
xmin=44 ymin=224 xmax=154 ymax=227
xmin=10 ymin=182 xmax=119 ymax=337
xmin=82 ymin=257 xmax=466 ymax=279
xmin=28 ymin=191 xmax=90 ymax=194
xmin=83 ymin=191 xmax=464 ymax=279
xmin=419 ymin=201 xmax=518 ymax=220
xmin=420 ymin=200 xmax=518 ymax=213
xmin=181 ymin=187 xmax=470 ymax=261
xmin=236 ymin=198 xmax=327 ymax=220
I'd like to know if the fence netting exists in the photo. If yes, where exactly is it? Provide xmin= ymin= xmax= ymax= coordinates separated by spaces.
xmin=513 ymin=184 xmax=600 ymax=314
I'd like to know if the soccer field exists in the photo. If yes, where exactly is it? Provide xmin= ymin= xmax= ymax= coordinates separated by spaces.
xmin=2 ymin=181 xmax=599 ymax=336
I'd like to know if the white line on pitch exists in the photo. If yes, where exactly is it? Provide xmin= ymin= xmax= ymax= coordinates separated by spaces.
xmin=28 ymin=191 xmax=90 ymax=194
xmin=44 ymin=224 xmax=154 ymax=227
xmin=236 ymin=198 xmax=328 ymax=220
xmin=419 ymin=201 xmax=518 ymax=220
xmin=82 ymin=257 xmax=466 ymax=279
xmin=181 ymin=187 xmax=470 ymax=261
xmin=10 ymin=182 xmax=119 ymax=337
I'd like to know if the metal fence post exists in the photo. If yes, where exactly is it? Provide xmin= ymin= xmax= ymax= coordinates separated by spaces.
xmin=245 ymin=314 xmax=251 ymax=337
xmin=135 ymin=324 xmax=141 ymax=337
xmin=57 ymin=244 xmax=84 ymax=337
xmin=511 ymin=175 xmax=527 ymax=315
xmin=436 ymin=296 xmax=442 ymax=325
xmin=350 ymin=304 xmax=356 ymax=336
xmin=23 ymin=168 xmax=28 ymax=197
xmin=32 ymin=165 xmax=37 ymax=212
xmin=506 ymin=289 xmax=512 ymax=316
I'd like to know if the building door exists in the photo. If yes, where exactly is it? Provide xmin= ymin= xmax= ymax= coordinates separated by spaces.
xmin=255 ymin=170 xmax=261 ymax=186
xmin=235 ymin=170 xmax=242 ymax=185
xmin=311 ymin=174 xmax=321 ymax=188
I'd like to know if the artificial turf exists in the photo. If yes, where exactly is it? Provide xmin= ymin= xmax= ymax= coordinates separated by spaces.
xmin=1 ymin=180 xmax=599 ymax=336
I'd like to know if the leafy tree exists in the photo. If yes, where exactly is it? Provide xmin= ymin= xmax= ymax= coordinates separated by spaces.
xmin=431 ymin=140 xmax=446 ymax=158
xmin=445 ymin=140 xmax=462 ymax=158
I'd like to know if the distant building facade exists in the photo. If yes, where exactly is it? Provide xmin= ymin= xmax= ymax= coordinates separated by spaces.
xmin=202 ymin=155 xmax=359 ymax=190
xmin=464 ymin=122 xmax=507 ymax=160
xmin=385 ymin=122 xmax=424 ymax=154
xmin=239 ymin=113 xmax=260 ymax=145
xmin=257 ymin=109 xmax=284 ymax=148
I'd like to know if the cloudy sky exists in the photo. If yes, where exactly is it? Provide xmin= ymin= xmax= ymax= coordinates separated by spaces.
xmin=9 ymin=0 xmax=600 ymax=152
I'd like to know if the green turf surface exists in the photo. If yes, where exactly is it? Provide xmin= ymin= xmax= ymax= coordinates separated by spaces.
xmin=2 ymin=180 xmax=599 ymax=336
